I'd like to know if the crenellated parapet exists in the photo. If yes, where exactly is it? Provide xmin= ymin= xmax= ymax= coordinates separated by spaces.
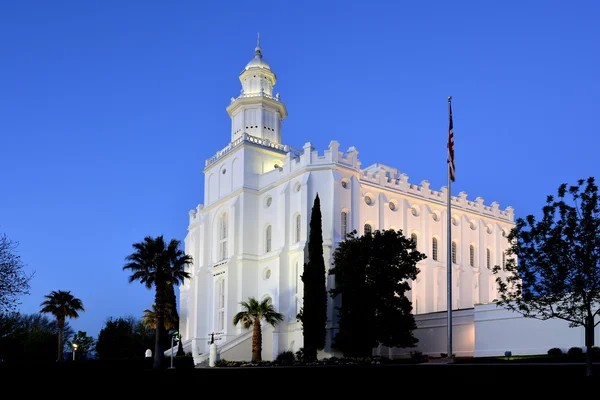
xmin=358 ymin=163 xmax=514 ymax=222
xmin=284 ymin=141 xmax=514 ymax=223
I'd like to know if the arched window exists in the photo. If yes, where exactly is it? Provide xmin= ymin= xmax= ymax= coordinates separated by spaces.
xmin=265 ymin=225 xmax=272 ymax=253
xmin=295 ymin=214 xmax=301 ymax=243
xmin=220 ymin=212 xmax=228 ymax=261
xmin=364 ymin=224 xmax=372 ymax=235
xmin=487 ymin=248 xmax=491 ymax=269
xmin=452 ymin=241 xmax=457 ymax=264
xmin=432 ymin=237 xmax=438 ymax=261
xmin=411 ymin=233 xmax=418 ymax=249
xmin=215 ymin=279 xmax=225 ymax=332
xmin=469 ymin=244 xmax=475 ymax=267
xmin=341 ymin=211 xmax=348 ymax=239
xmin=502 ymin=252 xmax=506 ymax=268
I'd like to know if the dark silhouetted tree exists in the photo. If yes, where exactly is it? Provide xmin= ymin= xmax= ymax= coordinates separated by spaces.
xmin=296 ymin=193 xmax=327 ymax=361
xmin=123 ymin=235 xmax=192 ymax=369
xmin=0 ymin=312 xmax=72 ymax=362
xmin=494 ymin=177 xmax=600 ymax=377
xmin=40 ymin=290 xmax=84 ymax=361
xmin=329 ymin=229 xmax=424 ymax=357
xmin=0 ymin=233 xmax=34 ymax=313
xmin=95 ymin=316 xmax=155 ymax=359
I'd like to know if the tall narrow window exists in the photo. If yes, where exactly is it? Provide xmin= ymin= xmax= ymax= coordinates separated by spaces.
xmin=502 ymin=252 xmax=506 ymax=268
xmin=295 ymin=214 xmax=301 ymax=243
xmin=295 ymin=262 xmax=299 ymax=295
xmin=452 ymin=241 xmax=457 ymax=264
xmin=265 ymin=225 xmax=272 ymax=253
xmin=487 ymin=248 xmax=491 ymax=269
xmin=220 ymin=212 xmax=228 ymax=261
xmin=341 ymin=211 xmax=348 ymax=239
xmin=432 ymin=237 xmax=438 ymax=261
xmin=364 ymin=224 xmax=372 ymax=235
xmin=469 ymin=245 xmax=475 ymax=267
xmin=216 ymin=279 xmax=225 ymax=332
xmin=411 ymin=233 xmax=418 ymax=249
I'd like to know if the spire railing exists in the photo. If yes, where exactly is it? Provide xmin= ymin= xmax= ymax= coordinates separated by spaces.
xmin=205 ymin=133 xmax=302 ymax=167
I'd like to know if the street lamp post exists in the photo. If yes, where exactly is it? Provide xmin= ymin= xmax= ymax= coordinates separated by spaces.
xmin=168 ymin=330 xmax=179 ymax=369
xmin=72 ymin=343 xmax=78 ymax=361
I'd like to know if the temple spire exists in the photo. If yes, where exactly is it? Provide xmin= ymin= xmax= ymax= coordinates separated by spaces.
xmin=255 ymin=32 xmax=262 ymax=58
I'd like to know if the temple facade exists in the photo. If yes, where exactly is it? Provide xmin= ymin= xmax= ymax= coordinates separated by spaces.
xmin=178 ymin=40 xmax=515 ymax=363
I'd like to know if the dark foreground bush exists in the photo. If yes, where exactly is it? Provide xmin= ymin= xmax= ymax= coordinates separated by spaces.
xmin=215 ymin=355 xmax=418 ymax=368
xmin=548 ymin=348 xmax=563 ymax=356
xmin=0 ymin=355 xmax=195 ymax=370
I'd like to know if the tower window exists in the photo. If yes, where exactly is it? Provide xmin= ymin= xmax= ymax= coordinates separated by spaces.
xmin=452 ymin=241 xmax=457 ymax=264
xmin=295 ymin=214 xmax=301 ymax=243
xmin=219 ymin=212 xmax=228 ymax=261
xmin=341 ymin=212 xmax=348 ymax=239
xmin=469 ymin=245 xmax=476 ymax=267
xmin=432 ymin=237 xmax=438 ymax=261
xmin=487 ymin=248 xmax=491 ymax=269
xmin=265 ymin=225 xmax=272 ymax=253
xmin=364 ymin=224 xmax=372 ymax=235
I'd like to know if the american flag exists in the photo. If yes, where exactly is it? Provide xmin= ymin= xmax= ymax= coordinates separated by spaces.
xmin=447 ymin=99 xmax=455 ymax=182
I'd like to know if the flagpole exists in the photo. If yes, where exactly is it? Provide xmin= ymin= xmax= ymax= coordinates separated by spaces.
xmin=446 ymin=95 xmax=453 ymax=361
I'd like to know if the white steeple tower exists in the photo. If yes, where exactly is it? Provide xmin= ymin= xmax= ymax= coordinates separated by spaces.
xmin=226 ymin=34 xmax=288 ymax=144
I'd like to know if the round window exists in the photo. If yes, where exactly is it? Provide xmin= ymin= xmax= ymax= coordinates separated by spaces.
xmin=341 ymin=180 xmax=348 ymax=189
xmin=365 ymin=196 xmax=372 ymax=205
xmin=265 ymin=269 xmax=271 ymax=279
xmin=389 ymin=202 xmax=395 ymax=211
xmin=266 ymin=197 xmax=272 ymax=207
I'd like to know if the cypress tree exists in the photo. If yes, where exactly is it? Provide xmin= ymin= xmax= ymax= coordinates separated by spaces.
xmin=297 ymin=193 xmax=327 ymax=361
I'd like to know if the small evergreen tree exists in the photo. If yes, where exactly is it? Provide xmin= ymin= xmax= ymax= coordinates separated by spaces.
xmin=296 ymin=193 xmax=327 ymax=361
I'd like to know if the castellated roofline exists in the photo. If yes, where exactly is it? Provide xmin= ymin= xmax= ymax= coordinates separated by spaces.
xmin=200 ymin=137 xmax=514 ymax=223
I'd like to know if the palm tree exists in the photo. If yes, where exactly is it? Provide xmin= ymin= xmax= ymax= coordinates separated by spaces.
xmin=39 ymin=290 xmax=85 ymax=361
xmin=141 ymin=303 xmax=177 ymax=331
xmin=123 ymin=235 xmax=192 ymax=369
xmin=232 ymin=297 xmax=284 ymax=362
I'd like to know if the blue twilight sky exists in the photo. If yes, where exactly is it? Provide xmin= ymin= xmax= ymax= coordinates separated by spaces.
xmin=1 ymin=1 xmax=599 ymax=339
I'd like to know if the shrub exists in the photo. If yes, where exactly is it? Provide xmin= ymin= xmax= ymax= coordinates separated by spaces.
xmin=567 ymin=347 xmax=583 ymax=357
xmin=547 ymin=347 xmax=563 ymax=356
xmin=275 ymin=350 xmax=296 ymax=364
xmin=410 ymin=350 xmax=425 ymax=363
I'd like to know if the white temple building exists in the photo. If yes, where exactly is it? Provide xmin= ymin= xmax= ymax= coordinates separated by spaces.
xmin=178 ymin=40 xmax=595 ymax=364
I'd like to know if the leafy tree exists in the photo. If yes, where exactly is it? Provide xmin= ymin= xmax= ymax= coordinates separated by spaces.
xmin=232 ymin=297 xmax=284 ymax=362
xmin=494 ymin=177 xmax=600 ymax=377
xmin=40 ymin=290 xmax=84 ymax=361
xmin=329 ymin=229 xmax=424 ymax=357
xmin=95 ymin=316 xmax=155 ymax=359
xmin=123 ymin=235 xmax=192 ymax=369
xmin=67 ymin=330 xmax=95 ymax=360
xmin=296 ymin=193 xmax=327 ymax=361
xmin=0 ymin=233 xmax=35 ymax=313
xmin=0 ymin=312 xmax=72 ymax=362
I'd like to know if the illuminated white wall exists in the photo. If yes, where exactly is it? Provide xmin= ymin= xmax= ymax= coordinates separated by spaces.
xmin=178 ymin=44 xmax=517 ymax=364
